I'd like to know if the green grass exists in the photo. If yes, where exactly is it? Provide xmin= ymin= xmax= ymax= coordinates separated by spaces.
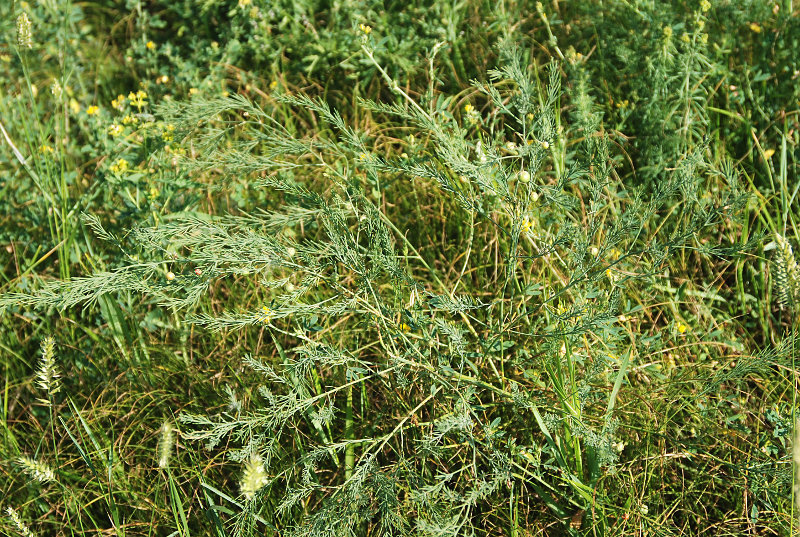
xmin=0 ymin=0 xmax=798 ymax=535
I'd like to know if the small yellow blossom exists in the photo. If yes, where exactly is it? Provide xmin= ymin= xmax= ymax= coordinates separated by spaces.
xmin=681 ymin=33 xmax=691 ymax=43
xmin=696 ymin=19 xmax=705 ymax=31
xmin=108 ymin=123 xmax=123 ymax=137
xmin=464 ymin=103 xmax=474 ymax=114
xmin=86 ymin=105 xmax=99 ymax=115
xmin=111 ymin=94 xmax=125 ymax=110
xmin=188 ymin=87 xmax=199 ymax=96
xmin=258 ymin=306 xmax=273 ymax=324
xmin=146 ymin=40 xmax=156 ymax=50
xmin=359 ymin=23 xmax=372 ymax=35
xmin=109 ymin=158 xmax=129 ymax=174
xmin=763 ymin=148 xmax=775 ymax=159
xmin=40 ymin=145 xmax=54 ymax=154
xmin=676 ymin=322 xmax=688 ymax=334
xmin=699 ymin=33 xmax=708 ymax=44
xmin=161 ymin=124 xmax=175 ymax=142
xmin=122 ymin=114 xmax=138 ymax=125
xmin=520 ymin=216 xmax=534 ymax=235
xmin=399 ymin=323 xmax=411 ymax=332
xmin=749 ymin=22 xmax=761 ymax=33
xmin=663 ymin=26 xmax=673 ymax=39
xmin=158 ymin=75 xmax=169 ymax=84
xmin=238 ymin=0 xmax=251 ymax=7
xmin=700 ymin=0 xmax=711 ymax=12
xmin=269 ymin=80 xmax=278 ymax=90
xmin=166 ymin=271 xmax=175 ymax=281
xmin=128 ymin=90 xmax=147 ymax=110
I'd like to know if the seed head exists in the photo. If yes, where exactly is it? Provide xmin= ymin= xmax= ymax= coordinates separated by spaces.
xmin=6 ymin=506 xmax=35 ymax=537
xmin=157 ymin=421 xmax=175 ymax=469
xmin=36 ymin=336 xmax=60 ymax=402
xmin=18 ymin=455 xmax=56 ymax=484
xmin=16 ymin=13 xmax=33 ymax=49
xmin=240 ymin=452 xmax=269 ymax=500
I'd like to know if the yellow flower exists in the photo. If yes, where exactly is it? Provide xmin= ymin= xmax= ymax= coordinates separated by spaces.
xmin=128 ymin=90 xmax=148 ymax=110
xmin=749 ymin=22 xmax=761 ymax=33
xmin=108 ymin=123 xmax=123 ymax=136
xmin=681 ymin=33 xmax=691 ymax=43
xmin=520 ymin=216 xmax=534 ymax=235
xmin=111 ymin=94 xmax=125 ymax=110
xmin=258 ymin=306 xmax=273 ymax=324
xmin=464 ymin=103 xmax=474 ymax=114
xmin=763 ymin=148 xmax=775 ymax=159
xmin=158 ymin=75 xmax=169 ymax=84
xmin=269 ymin=80 xmax=278 ymax=90
xmin=109 ymin=158 xmax=129 ymax=174
xmin=122 ymin=114 xmax=138 ymax=125
xmin=161 ymin=124 xmax=175 ymax=142
xmin=399 ymin=323 xmax=411 ymax=332
xmin=238 ymin=0 xmax=251 ymax=7
xmin=359 ymin=23 xmax=372 ymax=35
xmin=39 ymin=144 xmax=54 ymax=154
xmin=86 ymin=105 xmax=100 ymax=116
xmin=188 ymin=88 xmax=199 ymax=96
xmin=700 ymin=0 xmax=711 ymax=12
xmin=146 ymin=40 xmax=156 ymax=50
xmin=676 ymin=322 xmax=688 ymax=334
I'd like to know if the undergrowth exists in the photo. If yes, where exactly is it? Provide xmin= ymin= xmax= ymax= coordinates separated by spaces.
xmin=0 ymin=0 xmax=798 ymax=536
